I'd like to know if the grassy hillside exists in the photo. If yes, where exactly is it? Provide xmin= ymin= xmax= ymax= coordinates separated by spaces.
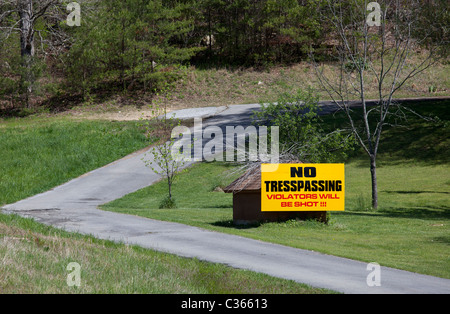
xmin=161 ymin=60 xmax=450 ymax=109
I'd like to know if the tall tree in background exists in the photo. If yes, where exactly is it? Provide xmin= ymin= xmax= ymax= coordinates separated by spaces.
xmin=312 ymin=0 xmax=448 ymax=209
xmin=0 ymin=0 xmax=68 ymax=107
xmin=0 ymin=0 xmax=58 ymax=107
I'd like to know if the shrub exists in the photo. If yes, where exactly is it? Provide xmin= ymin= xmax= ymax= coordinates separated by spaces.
xmin=159 ymin=196 xmax=177 ymax=209
xmin=253 ymin=88 xmax=355 ymax=163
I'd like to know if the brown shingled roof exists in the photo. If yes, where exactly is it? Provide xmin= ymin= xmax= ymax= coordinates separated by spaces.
xmin=224 ymin=166 xmax=261 ymax=193
xmin=224 ymin=161 xmax=302 ymax=193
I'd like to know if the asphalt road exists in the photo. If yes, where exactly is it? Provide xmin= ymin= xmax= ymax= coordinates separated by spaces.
xmin=3 ymin=100 xmax=450 ymax=294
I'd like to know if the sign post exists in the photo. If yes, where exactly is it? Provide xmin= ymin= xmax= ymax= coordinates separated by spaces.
xmin=261 ymin=164 xmax=345 ymax=212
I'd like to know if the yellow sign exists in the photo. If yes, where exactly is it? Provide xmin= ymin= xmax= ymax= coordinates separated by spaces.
xmin=261 ymin=164 xmax=345 ymax=212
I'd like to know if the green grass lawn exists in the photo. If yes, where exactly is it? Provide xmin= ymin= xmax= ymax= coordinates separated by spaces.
xmin=102 ymin=101 xmax=450 ymax=279
xmin=0 ymin=116 xmax=148 ymax=206
xmin=0 ymin=213 xmax=332 ymax=294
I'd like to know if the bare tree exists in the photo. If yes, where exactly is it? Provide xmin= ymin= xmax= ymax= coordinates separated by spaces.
xmin=311 ymin=0 xmax=448 ymax=209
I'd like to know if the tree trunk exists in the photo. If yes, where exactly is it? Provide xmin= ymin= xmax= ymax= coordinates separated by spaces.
xmin=168 ymin=180 xmax=172 ymax=201
xmin=370 ymin=155 xmax=378 ymax=210
xmin=120 ymin=20 xmax=126 ymax=91
xmin=19 ymin=0 xmax=35 ymax=108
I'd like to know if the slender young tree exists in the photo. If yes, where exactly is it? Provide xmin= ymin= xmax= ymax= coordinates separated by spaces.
xmin=141 ymin=89 xmax=190 ymax=209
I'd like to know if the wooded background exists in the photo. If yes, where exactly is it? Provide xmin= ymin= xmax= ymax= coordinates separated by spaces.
xmin=0 ymin=0 xmax=448 ymax=110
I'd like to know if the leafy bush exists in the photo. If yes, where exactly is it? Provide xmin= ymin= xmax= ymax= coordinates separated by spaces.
xmin=253 ymin=89 xmax=354 ymax=163
xmin=159 ymin=196 xmax=177 ymax=209
xmin=344 ymin=57 xmax=369 ymax=72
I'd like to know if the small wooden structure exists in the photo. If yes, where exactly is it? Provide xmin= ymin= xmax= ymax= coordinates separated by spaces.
xmin=224 ymin=166 xmax=327 ymax=225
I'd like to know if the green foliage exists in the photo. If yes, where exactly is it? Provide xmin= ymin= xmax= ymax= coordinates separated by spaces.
xmin=253 ymin=89 xmax=355 ymax=163
xmin=0 ymin=43 xmax=46 ymax=109
xmin=344 ymin=57 xmax=369 ymax=72
xmin=159 ymin=196 xmax=177 ymax=209
xmin=64 ymin=0 xmax=200 ymax=97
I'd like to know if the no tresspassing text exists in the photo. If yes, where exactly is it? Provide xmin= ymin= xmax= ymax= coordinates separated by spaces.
xmin=264 ymin=180 xmax=343 ymax=193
